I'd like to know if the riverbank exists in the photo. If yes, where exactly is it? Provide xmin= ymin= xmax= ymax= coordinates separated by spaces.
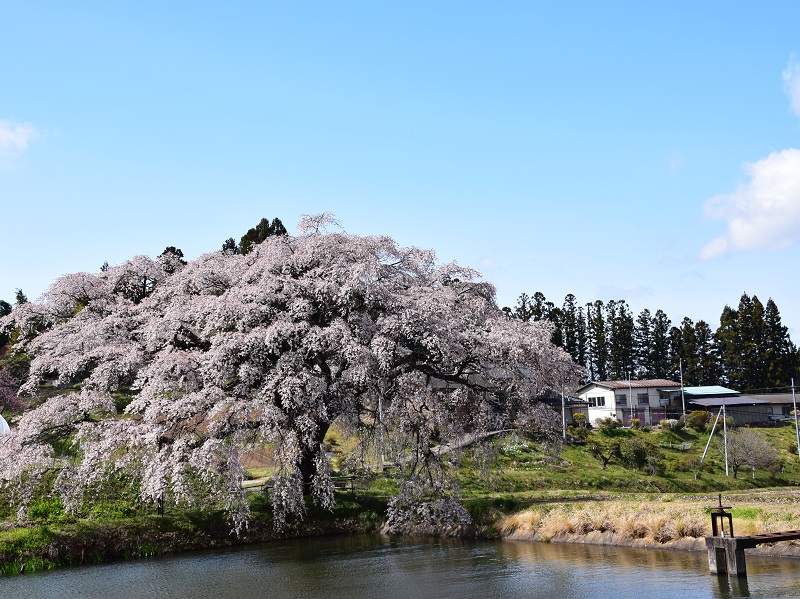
xmin=0 ymin=495 xmax=387 ymax=575
xmin=4 ymin=489 xmax=800 ymax=575
xmin=496 ymin=489 xmax=800 ymax=558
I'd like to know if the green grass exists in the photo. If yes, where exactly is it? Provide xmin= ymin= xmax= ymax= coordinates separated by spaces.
xmin=4 ymin=421 xmax=800 ymax=575
xmin=476 ymin=424 xmax=800 ymax=495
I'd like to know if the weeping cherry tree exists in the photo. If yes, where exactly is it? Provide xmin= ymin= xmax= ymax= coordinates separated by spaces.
xmin=0 ymin=214 xmax=579 ymax=531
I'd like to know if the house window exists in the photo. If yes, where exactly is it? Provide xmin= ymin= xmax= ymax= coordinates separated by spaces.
xmin=616 ymin=393 xmax=627 ymax=406
xmin=588 ymin=396 xmax=606 ymax=408
xmin=659 ymin=391 xmax=670 ymax=400
xmin=783 ymin=406 xmax=792 ymax=417
xmin=637 ymin=393 xmax=649 ymax=405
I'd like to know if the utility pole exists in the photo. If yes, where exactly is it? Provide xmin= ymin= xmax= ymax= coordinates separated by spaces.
xmin=679 ymin=358 xmax=686 ymax=419
xmin=628 ymin=373 xmax=633 ymax=424
xmin=792 ymin=378 xmax=800 ymax=463
xmin=378 ymin=393 xmax=385 ymax=472
xmin=561 ymin=381 xmax=566 ymax=441
xmin=722 ymin=396 xmax=729 ymax=476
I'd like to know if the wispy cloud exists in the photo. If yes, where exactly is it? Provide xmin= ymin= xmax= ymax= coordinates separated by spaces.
xmin=700 ymin=148 xmax=800 ymax=259
xmin=596 ymin=285 xmax=653 ymax=301
xmin=666 ymin=150 xmax=684 ymax=174
xmin=477 ymin=257 xmax=497 ymax=270
xmin=0 ymin=120 xmax=40 ymax=168
xmin=782 ymin=54 xmax=800 ymax=117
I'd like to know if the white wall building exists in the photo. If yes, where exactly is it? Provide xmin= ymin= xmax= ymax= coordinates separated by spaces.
xmin=576 ymin=379 xmax=682 ymax=426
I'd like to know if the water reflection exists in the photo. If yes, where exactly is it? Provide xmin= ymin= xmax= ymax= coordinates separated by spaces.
xmin=2 ymin=536 xmax=798 ymax=599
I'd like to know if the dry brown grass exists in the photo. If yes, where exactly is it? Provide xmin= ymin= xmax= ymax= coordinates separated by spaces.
xmin=498 ymin=495 xmax=800 ymax=545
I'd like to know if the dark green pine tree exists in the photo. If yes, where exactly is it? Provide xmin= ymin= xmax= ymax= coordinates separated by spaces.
xmin=159 ymin=246 xmax=187 ymax=274
xmin=738 ymin=293 xmax=768 ymax=391
xmin=561 ymin=294 xmax=580 ymax=363
xmin=694 ymin=320 xmax=719 ymax=385
xmin=670 ymin=317 xmax=700 ymax=385
xmin=575 ymin=303 xmax=588 ymax=378
xmin=763 ymin=298 xmax=794 ymax=387
xmin=586 ymin=300 xmax=608 ymax=381
xmin=221 ymin=237 xmax=239 ymax=254
xmin=715 ymin=304 xmax=741 ymax=388
xmin=512 ymin=292 xmax=564 ymax=348
xmin=634 ymin=308 xmax=653 ymax=377
xmin=547 ymin=305 xmax=565 ymax=349
xmin=529 ymin=292 xmax=556 ymax=324
xmin=512 ymin=293 xmax=535 ymax=322
xmin=650 ymin=309 xmax=672 ymax=379
xmin=606 ymin=300 xmax=634 ymax=380
xmin=239 ymin=217 xmax=288 ymax=255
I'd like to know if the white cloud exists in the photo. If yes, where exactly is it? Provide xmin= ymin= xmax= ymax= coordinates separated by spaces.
xmin=782 ymin=55 xmax=800 ymax=117
xmin=700 ymin=148 xmax=800 ymax=259
xmin=0 ymin=120 xmax=40 ymax=168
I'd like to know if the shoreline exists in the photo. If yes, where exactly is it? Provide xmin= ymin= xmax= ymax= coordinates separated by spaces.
xmin=5 ymin=489 xmax=800 ymax=575
xmin=3 ymin=519 xmax=800 ymax=577
xmin=502 ymin=529 xmax=800 ymax=559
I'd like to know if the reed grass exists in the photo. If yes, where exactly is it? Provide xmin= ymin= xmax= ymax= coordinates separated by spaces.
xmin=499 ymin=496 xmax=800 ymax=546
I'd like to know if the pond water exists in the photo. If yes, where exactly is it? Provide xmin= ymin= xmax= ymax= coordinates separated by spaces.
xmin=3 ymin=536 xmax=798 ymax=598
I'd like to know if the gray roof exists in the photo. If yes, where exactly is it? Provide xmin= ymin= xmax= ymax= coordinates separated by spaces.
xmin=745 ymin=393 xmax=799 ymax=405
xmin=687 ymin=396 xmax=770 ymax=407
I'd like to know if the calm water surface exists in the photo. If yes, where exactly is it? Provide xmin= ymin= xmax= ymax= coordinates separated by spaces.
xmin=3 ymin=536 xmax=799 ymax=598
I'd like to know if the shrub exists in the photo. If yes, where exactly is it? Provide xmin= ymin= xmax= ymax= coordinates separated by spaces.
xmin=686 ymin=410 xmax=711 ymax=431
xmin=630 ymin=418 xmax=641 ymax=430
xmin=619 ymin=437 xmax=659 ymax=471
xmin=572 ymin=413 xmax=586 ymax=428
xmin=567 ymin=425 xmax=588 ymax=442
xmin=27 ymin=497 xmax=65 ymax=522
xmin=596 ymin=417 xmax=622 ymax=431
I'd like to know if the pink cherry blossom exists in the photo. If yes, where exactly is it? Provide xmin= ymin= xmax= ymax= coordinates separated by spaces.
xmin=0 ymin=217 xmax=580 ymax=531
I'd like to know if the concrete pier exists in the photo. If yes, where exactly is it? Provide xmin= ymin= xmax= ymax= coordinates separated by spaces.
xmin=705 ymin=530 xmax=800 ymax=578
xmin=704 ymin=495 xmax=800 ymax=578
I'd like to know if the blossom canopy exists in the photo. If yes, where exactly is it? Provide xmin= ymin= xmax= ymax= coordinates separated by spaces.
xmin=0 ymin=216 xmax=580 ymax=529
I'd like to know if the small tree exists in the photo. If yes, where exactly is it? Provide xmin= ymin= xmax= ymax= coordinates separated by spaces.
xmin=718 ymin=429 xmax=779 ymax=478
xmin=221 ymin=238 xmax=238 ymax=254
xmin=239 ymin=217 xmax=288 ymax=255
xmin=159 ymin=247 xmax=188 ymax=274
xmin=619 ymin=437 xmax=659 ymax=471
xmin=591 ymin=438 xmax=620 ymax=470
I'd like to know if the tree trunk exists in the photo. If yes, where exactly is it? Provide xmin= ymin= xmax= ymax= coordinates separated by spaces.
xmin=298 ymin=421 xmax=331 ymax=494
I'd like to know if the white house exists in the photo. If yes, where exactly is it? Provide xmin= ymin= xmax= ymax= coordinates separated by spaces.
xmin=576 ymin=379 xmax=682 ymax=426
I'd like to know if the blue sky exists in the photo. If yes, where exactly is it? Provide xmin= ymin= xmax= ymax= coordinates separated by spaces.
xmin=3 ymin=2 xmax=800 ymax=336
